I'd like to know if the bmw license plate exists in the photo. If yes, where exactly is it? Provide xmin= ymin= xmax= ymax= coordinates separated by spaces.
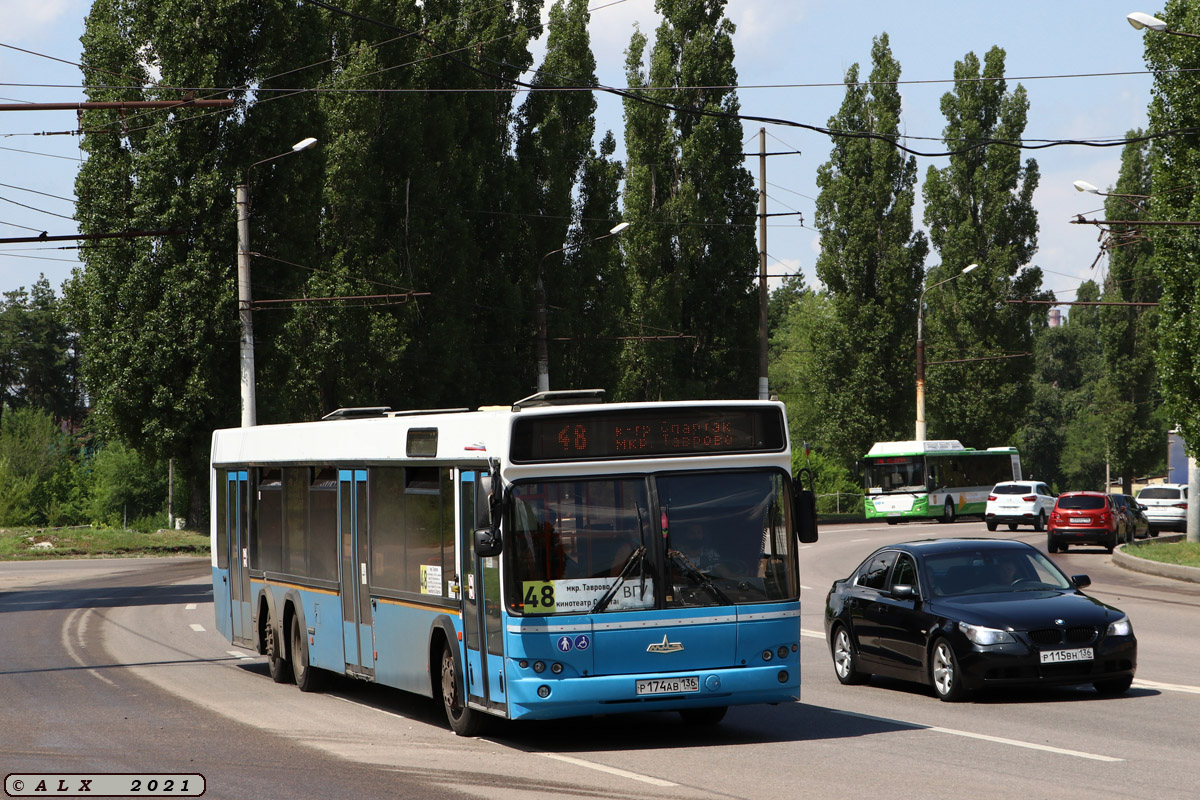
xmin=1040 ymin=647 xmax=1094 ymax=664
xmin=636 ymin=676 xmax=699 ymax=695
xmin=1070 ymin=517 xmax=1091 ymax=525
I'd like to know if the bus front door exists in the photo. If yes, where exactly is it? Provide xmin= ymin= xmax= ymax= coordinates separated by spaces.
xmin=460 ymin=470 xmax=507 ymax=713
xmin=229 ymin=470 xmax=252 ymax=647
xmin=340 ymin=469 xmax=374 ymax=675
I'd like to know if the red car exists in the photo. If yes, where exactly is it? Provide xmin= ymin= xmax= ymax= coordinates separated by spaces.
xmin=1047 ymin=491 xmax=1120 ymax=554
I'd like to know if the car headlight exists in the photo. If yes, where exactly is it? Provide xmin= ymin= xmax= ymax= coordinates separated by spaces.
xmin=1107 ymin=616 xmax=1133 ymax=637
xmin=958 ymin=621 xmax=1015 ymax=646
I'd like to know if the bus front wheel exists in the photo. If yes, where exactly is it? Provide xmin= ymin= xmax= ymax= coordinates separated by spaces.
xmin=440 ymin=643 xmax=483 ymax=736
xmin=940 ymin=499 xmax=956 ymax=524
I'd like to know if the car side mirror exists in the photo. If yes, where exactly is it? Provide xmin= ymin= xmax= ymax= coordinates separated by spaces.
xmin=1071 ymin=574 xmax=1091 ymax=589
xmin=888 ymin=584 xmax=917 ymax=600
xmin=474 ymin=527 xmax=502 ymax=558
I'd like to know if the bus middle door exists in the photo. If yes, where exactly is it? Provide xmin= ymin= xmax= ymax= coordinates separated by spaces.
xmin=339 ymin=469 xmax=375 ymax=676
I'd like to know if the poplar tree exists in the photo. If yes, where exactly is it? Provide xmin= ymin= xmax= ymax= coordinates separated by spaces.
xmin=1097 ymin=133 xmax=1165 ymax=493
xmin=1144 ymin=0 xmax=1200 ymax=486
xmin=811 ymin=33 xmax=927 ymax=460
xmin=921 ymin=46 xmax=1050 ymax=448
xmin=619 ymin=0 xmax=757 ymax=400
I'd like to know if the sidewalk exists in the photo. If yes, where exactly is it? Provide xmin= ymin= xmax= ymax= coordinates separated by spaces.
xmin=1113 ymin=535 xmax=1200 ymax=584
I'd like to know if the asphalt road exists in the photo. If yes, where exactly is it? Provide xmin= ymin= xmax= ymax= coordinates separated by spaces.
xmin=3 ymin=519 xmax=1199 ymax=800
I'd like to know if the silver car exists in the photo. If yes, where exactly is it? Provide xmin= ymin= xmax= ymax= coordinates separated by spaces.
xmin=1135 ymin=483 xmax=1188 ymax=534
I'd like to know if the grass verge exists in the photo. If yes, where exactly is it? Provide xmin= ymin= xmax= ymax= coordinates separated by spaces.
xmin=0 ymin=526 xmax=209 ymax=561
xmin=1127 ymin=539 xmax=1200 ymax=569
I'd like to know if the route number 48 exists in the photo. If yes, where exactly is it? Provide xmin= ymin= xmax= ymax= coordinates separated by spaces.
xmin=522 ymin=581 xmax=556 ymax=614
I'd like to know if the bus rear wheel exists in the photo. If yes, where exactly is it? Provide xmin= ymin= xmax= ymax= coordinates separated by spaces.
xmin=940 ymin=499 xmax=956 ymax=524
xmin=440 ymin=643 xmax=483 ymax=736
xmin=265 ymin=614 xmax=291 ymax=684
xmin=290 ymin=614 xmax=324 ymax=693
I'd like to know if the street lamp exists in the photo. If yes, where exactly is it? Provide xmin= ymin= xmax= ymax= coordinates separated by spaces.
xmin=916 ymin=263 xmax=978 ymax=442
xmin=536 ymin=222 xmax=630 ymax=393
xmin=1127 ymin=11 xmax=1200 ymax=38
xmin=1074 ymin=179 xmax=1150 ymax=209
xmin=236 ymin=136 xmax=318 ymax=427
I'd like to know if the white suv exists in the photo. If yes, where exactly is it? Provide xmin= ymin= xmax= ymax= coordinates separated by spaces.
xmin=1135 ymin=483 xmax=1188 ymax=533
xmin=985 ymin=481 xmax=1056 ymax=532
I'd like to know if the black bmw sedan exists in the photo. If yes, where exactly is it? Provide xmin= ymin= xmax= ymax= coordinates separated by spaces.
xmin=824 ymin=538 xmax=1137 ymax=701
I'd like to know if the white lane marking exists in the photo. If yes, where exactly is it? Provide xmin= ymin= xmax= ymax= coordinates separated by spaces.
xmin=832 ymin=709 xmax=1121 ymax=762
xmin=227 ymin=650 xmax=253 ymax=660
xmin=852 ymin=538 xmax=872 ymax=542
xmin=801 ymin=628 xmax=824 ymax=640
xmin=185 ymin=603 xmax=197 ymax=610
xmin=536 ymin=753 xmax=677 ymax=787
xmin=1134 ymin=678 xmax=1200 ymax=695
xmin=189 ymin=623 xmax=206 ymax=632
xmin=62 ymin=607 xmax=115 ymax=687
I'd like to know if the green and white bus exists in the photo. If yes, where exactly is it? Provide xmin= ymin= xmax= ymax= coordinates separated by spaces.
xmin=861 ymin=440 xmax=1021 ymax=524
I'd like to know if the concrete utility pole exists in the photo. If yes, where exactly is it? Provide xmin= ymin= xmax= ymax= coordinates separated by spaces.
xmin=235 ymin=183 xmax=256 ymax=427
xmin=758 ymin=128 xmax=769 ymax=400
xmin=1190 ymin=455 xmax=1199 ymax=544
xmin=237 ymin=137 xmax=318 ymax=427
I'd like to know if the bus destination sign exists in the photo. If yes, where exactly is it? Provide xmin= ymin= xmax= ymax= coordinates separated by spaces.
xmin=510 ymin=407 xmax=786 ymax=463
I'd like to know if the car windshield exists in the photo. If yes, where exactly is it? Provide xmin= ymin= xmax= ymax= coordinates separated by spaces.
xmin=1138 ymin=487 xmax=1182 ymax=500
xmin=1058 ymin=495 xmax=1105 ymax=510
xmin=505 ymin=471 xmax=797 ymax=615
xmin=925 ymin=549 xmax=1073 ymax=596
xmin=992 ymin=484 xmax=1032 ymax=495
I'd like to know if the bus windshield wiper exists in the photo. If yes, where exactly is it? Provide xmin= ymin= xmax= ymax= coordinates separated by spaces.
xmin=668 ymin=550 xmax=732 ymax=605
xmin=590 ymin=546 xmax=648 ymax=614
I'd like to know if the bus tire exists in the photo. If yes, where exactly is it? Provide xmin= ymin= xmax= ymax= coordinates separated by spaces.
xmin=940 ymin=499 xmax=956 ymax=524
xmin=290 ymin=613 xmax=324 ymax=693
xmin=679 ymin=706 xmax=728 ymax=725
xmin=264 ymin=610 xmax=291 ymax=684
xmin=440 ymin=643 xmax=483 ymax=736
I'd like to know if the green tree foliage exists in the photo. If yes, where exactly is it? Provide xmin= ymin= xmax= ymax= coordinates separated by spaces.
xmin=619 ymin=0 xmax=758 ymax=400
xmin=1098 ymin=133 xmax=1167 ymax=492
xmin=1144 ymin=1 xmax=1200 ymax=458
xmin=811 ymin=34 xmax=928 ymax=460
xmin=0 ymin=407 xmax=77 ymax=526
xmin=0 ymin=278 xmax=79 ymax=428
xmin=769 ymin=277 xmax=829 ymax=453
xmin=922 ymin=46 xmax=1051 ymax=448
xmin=85 ymin=441 xmax=168 ymax=528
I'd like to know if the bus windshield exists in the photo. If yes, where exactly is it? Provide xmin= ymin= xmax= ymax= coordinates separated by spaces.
xmin=863 ymin=456 xmax=926 ymax=493
xmin=506 ymin=471 xmax=797 ymax=615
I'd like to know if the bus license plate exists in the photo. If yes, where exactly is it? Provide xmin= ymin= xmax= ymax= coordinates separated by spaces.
xmin=636 ymin=676 xmax=699 ymax=695
xmin=1040 ymin=647 xmax=1094 ymax=664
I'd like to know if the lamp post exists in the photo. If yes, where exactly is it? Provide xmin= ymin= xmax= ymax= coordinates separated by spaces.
xmin=1127 ymin=11 xmax=1200 ymax=38
xmin=535 ymin=222 xmax=630 ymax=394
xmin=1074 ymin=179 xmax=1150 ymax=210
xmin=916 ymin=263 xmax=978 ymax=442
xmin=236 ymin=137 xmax=317 ymax=427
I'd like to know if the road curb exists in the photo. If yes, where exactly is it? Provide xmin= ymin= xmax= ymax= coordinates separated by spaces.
xmin=1113 ymin=535 xmax=1200 ymax=584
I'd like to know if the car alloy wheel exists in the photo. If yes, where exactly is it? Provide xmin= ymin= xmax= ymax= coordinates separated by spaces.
xmin=931 ymin=639 xmax=968 ymax=702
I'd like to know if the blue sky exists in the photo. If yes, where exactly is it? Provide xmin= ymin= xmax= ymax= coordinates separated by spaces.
xmin=0 ymin=1 xmax=1161 ymax=305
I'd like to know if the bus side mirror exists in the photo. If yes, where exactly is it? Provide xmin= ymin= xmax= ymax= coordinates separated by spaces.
xmin=794 ymin=469 xmax=818 ymax=544
xmin=474 ymin=528 xmax=502 ymax=558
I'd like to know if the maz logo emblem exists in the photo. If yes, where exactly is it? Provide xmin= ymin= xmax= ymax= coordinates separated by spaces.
xmin=647 ymin=635 xmax=684 ymax=653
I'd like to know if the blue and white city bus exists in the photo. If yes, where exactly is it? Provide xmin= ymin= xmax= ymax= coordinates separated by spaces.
xmin=210 ymin=391 xmax=818 ymax=734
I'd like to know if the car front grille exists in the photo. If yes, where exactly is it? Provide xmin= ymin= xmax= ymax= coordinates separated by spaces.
xmin=1028 ymin=626 xmax=1098 ymax=645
